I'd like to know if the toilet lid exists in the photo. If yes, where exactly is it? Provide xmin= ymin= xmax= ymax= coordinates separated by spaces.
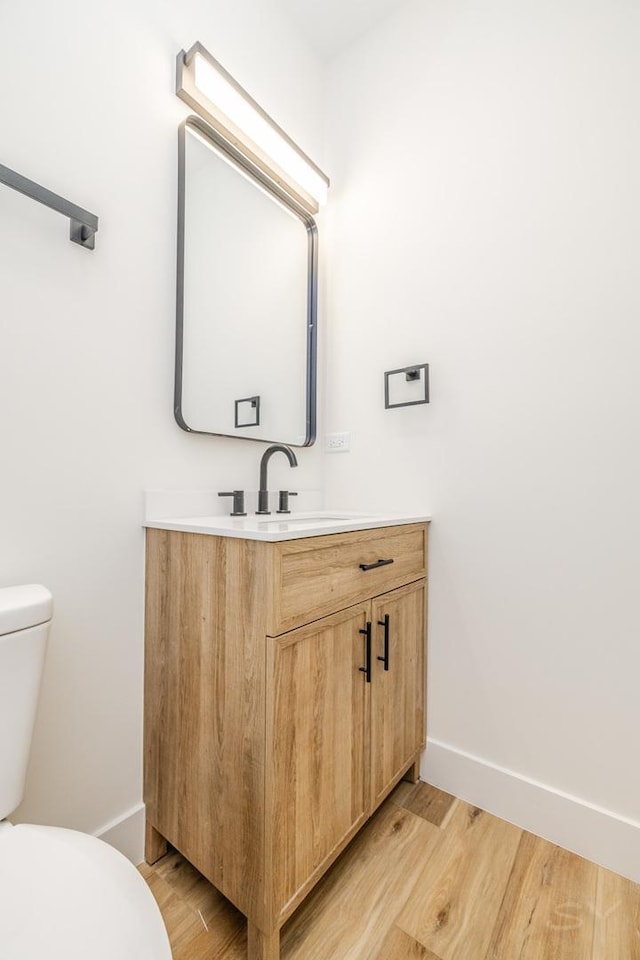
xmin=0 ymin=824 xmax=172 ymax=959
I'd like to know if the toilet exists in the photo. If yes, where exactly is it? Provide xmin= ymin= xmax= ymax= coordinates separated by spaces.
xmin=0 ymin=584 xmax=172 ymax=959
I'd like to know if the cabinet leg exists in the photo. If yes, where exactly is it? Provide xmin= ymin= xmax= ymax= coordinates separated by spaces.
xmin=247 ymin=921 xmax=280 ymax=960
xmin=145 ymin=819 xmax=168 ymax=864
xmin=402 ymin=759 xmax=420 ymax=784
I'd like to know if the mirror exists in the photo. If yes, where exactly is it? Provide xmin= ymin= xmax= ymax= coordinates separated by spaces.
xmin=175 ymin=117 xmax=317 ymax=446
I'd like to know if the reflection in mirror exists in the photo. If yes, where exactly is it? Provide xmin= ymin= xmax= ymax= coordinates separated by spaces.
xmin=175 ymin=117 xmax=317 ymax=445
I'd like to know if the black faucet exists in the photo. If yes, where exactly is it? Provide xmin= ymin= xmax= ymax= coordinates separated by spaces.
xmin=256 ymin=444 xmax=298 ymax=514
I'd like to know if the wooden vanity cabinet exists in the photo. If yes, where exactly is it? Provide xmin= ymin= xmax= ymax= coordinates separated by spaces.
xmin=144 ymin=522 xmax=428 ymax=960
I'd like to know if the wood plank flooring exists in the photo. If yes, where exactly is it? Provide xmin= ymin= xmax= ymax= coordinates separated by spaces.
xmin=139 ymin=782 xmax=640 ymax=960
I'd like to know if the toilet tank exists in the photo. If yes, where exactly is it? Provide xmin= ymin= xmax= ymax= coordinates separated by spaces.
xmin=0 ymin=585 xmax=52 ymax=820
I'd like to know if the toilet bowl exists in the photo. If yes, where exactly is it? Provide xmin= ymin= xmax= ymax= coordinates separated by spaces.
xmin=0 ymin=584 xmax=172 ymax=959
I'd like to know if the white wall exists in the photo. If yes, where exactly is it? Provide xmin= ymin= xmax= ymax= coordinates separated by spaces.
xmin=5 ymin=0 xmax=640 ymax=883
xmin=325 ymin=0 xmax=640 ymax=878
xmin=0 ymin=0 xmax=324 ymax=858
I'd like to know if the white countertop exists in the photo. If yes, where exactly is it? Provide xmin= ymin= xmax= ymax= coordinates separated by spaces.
xmin=143 ymin=511 xmax=430 ymax=542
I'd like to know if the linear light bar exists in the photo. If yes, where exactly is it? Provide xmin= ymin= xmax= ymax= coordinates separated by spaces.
xmin=176 ymin=43 xmax=329 ymax=215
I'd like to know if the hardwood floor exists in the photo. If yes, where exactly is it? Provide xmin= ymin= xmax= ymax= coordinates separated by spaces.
xmin=139 ymin=782 xmax=640 ymax=960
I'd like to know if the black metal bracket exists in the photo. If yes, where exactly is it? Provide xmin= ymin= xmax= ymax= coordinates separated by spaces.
xmin=384 ymin=363 xmax=429 ymax=409
xmin=235 ymin=395 xmax=260 ymax=428
xmin=0 ymin=163 xmax=98 ymax=249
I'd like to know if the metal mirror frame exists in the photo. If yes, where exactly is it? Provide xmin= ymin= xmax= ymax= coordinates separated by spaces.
xmin=175 ymin=115 xmax=318 ymax=446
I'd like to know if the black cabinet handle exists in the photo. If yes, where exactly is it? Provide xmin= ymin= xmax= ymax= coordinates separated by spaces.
xmin=377 ymin=614 xmax=390 ymax=671
xmin=359 ymin=621 xmax=372 ymax=683
xmin=359 ymin=558 xmax=394 ymax=572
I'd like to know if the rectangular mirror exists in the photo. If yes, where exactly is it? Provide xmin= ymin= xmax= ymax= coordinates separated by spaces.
xmin=175 ymin=117 xmax=317 ymax=446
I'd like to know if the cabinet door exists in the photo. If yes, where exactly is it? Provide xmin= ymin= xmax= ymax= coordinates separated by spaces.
xmin=370 ymin=580 xmax=426 ymax=809
xmin=266 ymin=603 xmax=370 ymax=916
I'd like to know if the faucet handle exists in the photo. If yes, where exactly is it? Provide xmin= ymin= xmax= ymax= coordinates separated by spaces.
xmin=276 ymin=490 xmax=298 ymax=514
xmin=218 ymin=490 xmax=247 ymax=517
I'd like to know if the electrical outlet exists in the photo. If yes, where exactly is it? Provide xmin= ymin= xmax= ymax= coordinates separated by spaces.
xmin=325 ymin=432 xmax=351 ymax=453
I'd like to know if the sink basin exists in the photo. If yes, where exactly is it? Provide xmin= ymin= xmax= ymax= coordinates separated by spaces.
xmin=144 ymin=510 xmax=430 ymax=542
xmin=256 ymin=514 xmax=364 ymax=526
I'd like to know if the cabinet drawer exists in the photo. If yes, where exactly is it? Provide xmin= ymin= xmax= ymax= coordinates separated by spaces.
xmin=270 ymin=523 xmax=427 ymax=634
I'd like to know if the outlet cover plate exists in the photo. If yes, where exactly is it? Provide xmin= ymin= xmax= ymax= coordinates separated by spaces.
xmin=325 ymin=432 xmax=351 ymax=453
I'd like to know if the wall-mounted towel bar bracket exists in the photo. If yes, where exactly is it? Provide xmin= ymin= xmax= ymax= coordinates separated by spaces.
xmin=0 ymin=163 xmax=99 ymax=249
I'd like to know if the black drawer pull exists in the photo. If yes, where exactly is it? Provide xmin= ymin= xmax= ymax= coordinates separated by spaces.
xmin=358 ymin=622 xmax=372 ymax=683
xmin=377 ymin=614 xmax=390 ymax=671
xmin=359 ymin=558 xmax=394 ymax=572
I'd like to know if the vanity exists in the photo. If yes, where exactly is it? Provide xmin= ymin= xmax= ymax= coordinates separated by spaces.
xmin=143 ymin=512 xmax=429 ymax=960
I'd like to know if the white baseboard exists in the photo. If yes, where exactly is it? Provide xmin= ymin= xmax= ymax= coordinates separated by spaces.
xmin=93 ymin=744 xmax=640 ymax=882
xmin=95 ymin=802 xmax=145 ymax=865
xmin=421 ymin=738 xmax=640 ymax=884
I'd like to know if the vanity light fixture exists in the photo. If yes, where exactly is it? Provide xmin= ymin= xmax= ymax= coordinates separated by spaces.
xmin=176 ymin=42 xmax=329 ymax=215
